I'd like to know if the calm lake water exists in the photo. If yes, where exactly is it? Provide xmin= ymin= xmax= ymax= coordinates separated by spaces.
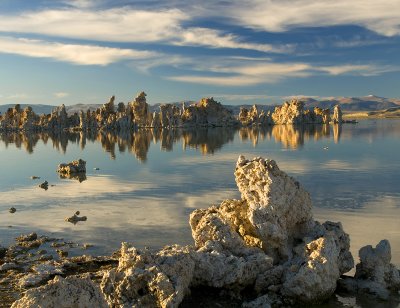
xmin=0 ymin=119 xmax=399 ymax=270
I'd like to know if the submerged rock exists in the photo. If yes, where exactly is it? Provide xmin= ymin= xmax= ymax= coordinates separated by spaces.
xmin=38 ymin=180 xmax=49 ymax=190
xmin=65 ymin=213 xmax=87 ymax=224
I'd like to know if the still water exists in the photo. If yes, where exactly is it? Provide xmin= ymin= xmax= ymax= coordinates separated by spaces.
xmin=0 ymin=120 xmax=399 ymax=269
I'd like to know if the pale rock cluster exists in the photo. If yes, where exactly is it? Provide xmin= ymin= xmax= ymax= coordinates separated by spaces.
xmin=238 ymin=105 xmax=272 ymax=127
xmin=238 ymin=100 xmax=340 ymax=127
xmin=11 ymin=156 xmax=399 ymax=307
xmin=271 ymin=100 xmax=331 ymax=125
xmin=11 ymin=275 xmax=108 ymax=308
xmin=339 ymin=239 xmax=400 ymax=299
xmin=0 ymin=94 xmax=345 ymax=132
xmin=56 ymin=159 xmax=86 ymax=175
xmin=101 ymin=243 xmax=194 ymax=308
xmin=332 ymin=104 xmax=343 ymax=123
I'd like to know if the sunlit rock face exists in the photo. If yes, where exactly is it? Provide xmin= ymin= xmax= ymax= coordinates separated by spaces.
xmin=189 ymin=155 xmax=355 ymax=305
xmin=238 ymin=105 xmax=273 ymax=127
xmin=11 ymin=275 xmax=108 ymax=308
xmin=235 ymin=156 xmax=315 ymax=259
xmin=272 ymin=100 xmax=305 ymax=125
xmin=332 ymin=104 xmax=343 ymax=124
xmin=271 ymin=99 xmax=332 ymax=125
xmin=181 ymin=97 xmax=238 ymax=127
xmin=130 ymin=91 xmax=152 ymax=128
xmin=101 ymin=243 xmax=194 ymax=308
xmin=57 ymin=159 xmax=86 ymax=175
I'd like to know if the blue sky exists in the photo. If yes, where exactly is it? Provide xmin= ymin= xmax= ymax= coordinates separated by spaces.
xmin=0 ymin=0 xmax=399 ymax=106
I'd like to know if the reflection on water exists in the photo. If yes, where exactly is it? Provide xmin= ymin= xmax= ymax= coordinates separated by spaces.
xmin=0 ymin=124 xmax=339 ymax=159
xmin=0 ymin=119 xmax=399 ymax=272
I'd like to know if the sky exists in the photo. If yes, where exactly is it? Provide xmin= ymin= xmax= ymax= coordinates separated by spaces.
xmin=0 ymin=0 xmax=400 ymax=106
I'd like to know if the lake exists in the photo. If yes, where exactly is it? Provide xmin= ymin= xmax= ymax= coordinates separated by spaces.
xmin=0 ymin=119 xmax=399 ymax=270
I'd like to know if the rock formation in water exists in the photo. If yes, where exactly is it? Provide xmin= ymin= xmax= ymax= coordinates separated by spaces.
xmin=57 ymin=159 xmax=86 ymax=175
xmin=238 ymin=105 xmax=272 ymax=127
xmin=0 ymin=92 xmax=348 ymax=133
xmin=10 ymin=156 xmax=400 ymax=307
xmin=271 ymin=100 xmax=331 ymax=125
xmin=332 ymin=104 xmax=343 ymax=124
xmin=339 ymin=239 xmax=400 ymax=299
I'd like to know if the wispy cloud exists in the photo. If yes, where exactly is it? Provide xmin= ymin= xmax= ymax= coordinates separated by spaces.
xmin=54 ymin=92 xmax=69 ymax=98
xmin=6 ymin=93 xmax=29 ymax=99
xmin=167 ymin=61 xmax=400 ymax=86
xmin=209 ymin=94 xmax=274 ymax=101
xmin=174 ymin=27 xmax=294 ymax=53
xmin=0 ymin=36 xmax=158 ymax=65
xmin=0 ymin=6 xmax=293 ymax=54
xmin=225 ymin=0 xmax=400 ymax=37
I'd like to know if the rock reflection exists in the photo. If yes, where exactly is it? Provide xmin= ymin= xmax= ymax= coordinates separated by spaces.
xmin=58 ymin=173 xmax=87 ymax=183
xmin=239 ymin=124 xmax=334 ymax=149
xmin=0 ymin=128 xmax=236 ymax=162
xmin=0 ymin=124 xmax=348 ymax=158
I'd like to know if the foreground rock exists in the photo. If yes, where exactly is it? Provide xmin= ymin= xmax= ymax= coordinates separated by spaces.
xmin=6 ymin=156 xmax=399 ymax=307
xmin=339 ymin=239 xmax=400 ymax=299
xmin=12 ymin=275 xmax=108 ymax=308
xmin=101 ymin=243 xmax=194 ymax=308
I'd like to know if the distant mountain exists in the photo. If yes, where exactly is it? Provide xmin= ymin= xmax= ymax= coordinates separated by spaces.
xmin=65 ymin=103 xmax=102 ymax=114
xmin=301 ymin=95 xmax=400 ymax=111
xmin=0 ymin=104 xmax=55 ymax=115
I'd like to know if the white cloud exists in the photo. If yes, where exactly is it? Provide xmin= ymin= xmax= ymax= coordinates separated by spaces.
xmin=175 ymin=27 xmax=293 ymax=53
xmin=225 ymin=0 xmax=400 ymax=37
xmin=7 ymin=93 xmax=28 ymax=99
xmin=0 ymin=36 xmax=158 ymax=65
xmin=317 ymin=64 xmax=400 ymax=76
xmin=54 ymin=92 xmax=69 ymax=98
xmin=167 ymin=60 xmax=400 ymax=87
xmin=0 ymin=7 xmax=292 ymax=54
xmin=0 ymin=8 xmax=186 ymax=43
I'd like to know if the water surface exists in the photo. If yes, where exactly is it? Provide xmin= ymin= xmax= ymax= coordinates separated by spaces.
xmin=0 ymin=120 xmax=399 ymax=269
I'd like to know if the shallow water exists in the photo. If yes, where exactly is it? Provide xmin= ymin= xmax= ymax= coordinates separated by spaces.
xmin=0 ymin=120 xmax=399 ymax=271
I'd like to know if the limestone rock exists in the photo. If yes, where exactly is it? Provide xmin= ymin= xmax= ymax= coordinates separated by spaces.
xmin=332 ymin=105 xmax=343 ymax=124
xmin=272 ymin=100 xmax=305 ymax=125
xmin=242 ymin=294 xmax=272 ymax=308
xmin=235 ymin=156 xmax=314 ymax=258
xmin=101 ymin=243 xmax=194 ymax=308
xmin=348 ymin=240 xmax=400 ymax=298
xmin=181 ymin=97 xmax=237 ymax=127
xmin=11 ymin=275 xmax=108 ymax=308
xmin=57 ymin=159 xmax=86 ymax=174
xmin=130 ymin=91 xmax=151 ymax=127
xmin=282 ymin=234 xmax=340 ymax=303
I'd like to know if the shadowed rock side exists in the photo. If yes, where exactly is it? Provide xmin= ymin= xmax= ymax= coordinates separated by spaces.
xmin=9 ymin=156 xmax=399 ymax=307
xmin=0 ymin=92 xmax=344 ymax=132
